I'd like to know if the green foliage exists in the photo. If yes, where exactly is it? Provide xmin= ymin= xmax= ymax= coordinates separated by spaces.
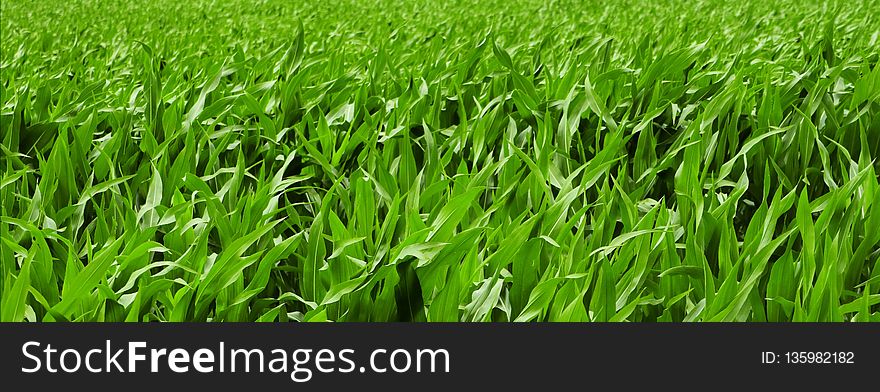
xmin=1 ymin=0 xmax=879 ymax=322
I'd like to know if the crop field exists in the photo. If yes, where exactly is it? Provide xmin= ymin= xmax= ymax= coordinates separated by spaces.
xmin=1 ymin=0 xmax=880 ymax=322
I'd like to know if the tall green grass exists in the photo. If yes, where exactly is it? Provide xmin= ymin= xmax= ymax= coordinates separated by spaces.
xmin=1 ymin=0 xmax=879 ymax=321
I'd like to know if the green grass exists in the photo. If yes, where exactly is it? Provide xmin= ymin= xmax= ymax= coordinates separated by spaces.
xmin=1 ymin=0 xmax=879 ymax=322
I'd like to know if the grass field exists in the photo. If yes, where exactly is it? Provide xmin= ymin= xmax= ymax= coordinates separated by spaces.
xmin=2 ymin=0 xmax=879 ymax=322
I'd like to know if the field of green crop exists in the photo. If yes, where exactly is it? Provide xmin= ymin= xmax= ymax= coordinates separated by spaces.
xmin=2 ymin=0 xmax=880 ymax=322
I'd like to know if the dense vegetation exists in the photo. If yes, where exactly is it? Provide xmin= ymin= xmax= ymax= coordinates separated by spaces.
xmin=2 ymin=0 xmax=879 ymax=321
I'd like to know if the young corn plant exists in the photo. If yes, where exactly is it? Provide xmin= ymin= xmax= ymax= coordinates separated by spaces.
xmin=1 ymin=0 xmax=879 ymax=322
